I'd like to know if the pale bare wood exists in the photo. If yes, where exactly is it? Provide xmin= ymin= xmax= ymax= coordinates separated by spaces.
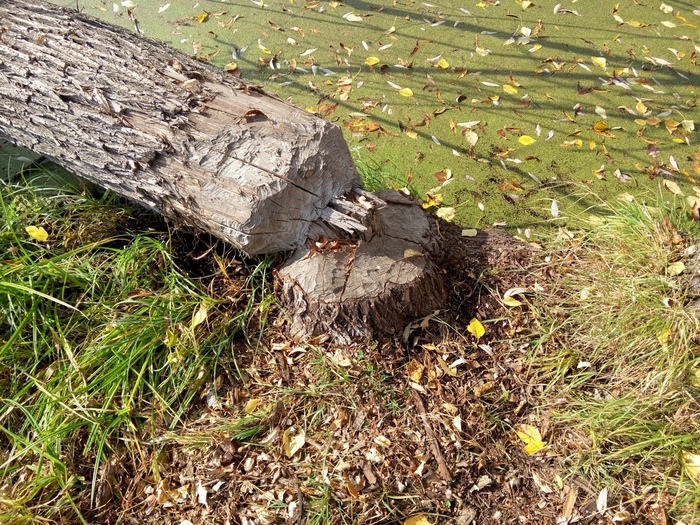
xmin=276 ymin=190 xmax=446 ymax=342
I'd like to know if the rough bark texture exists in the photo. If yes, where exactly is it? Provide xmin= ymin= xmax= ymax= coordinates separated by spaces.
xmin=0 ymin=0 xmax=532 ymax=342
xmin=0 ymin=0 xmax=360 ymax=255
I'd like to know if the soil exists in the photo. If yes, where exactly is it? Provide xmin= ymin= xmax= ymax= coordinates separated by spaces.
xmin=77 ymin=225 xmax=622 ymax=525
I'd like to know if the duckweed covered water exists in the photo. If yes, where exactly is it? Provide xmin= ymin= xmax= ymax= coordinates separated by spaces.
xmin=48 ymin=0 xmax=698 ymax=232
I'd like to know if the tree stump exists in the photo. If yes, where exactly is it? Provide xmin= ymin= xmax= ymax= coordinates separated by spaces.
xmin=276 ymin=190 xmax=446 ymax=342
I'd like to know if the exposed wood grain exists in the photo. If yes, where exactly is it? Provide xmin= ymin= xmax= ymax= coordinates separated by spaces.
xmin=276 ymin=190 xmax=446 ymax=342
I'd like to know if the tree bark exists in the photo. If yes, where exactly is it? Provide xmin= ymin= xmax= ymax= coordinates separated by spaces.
xmin=0 ymin=0 xmax=360 ymax=255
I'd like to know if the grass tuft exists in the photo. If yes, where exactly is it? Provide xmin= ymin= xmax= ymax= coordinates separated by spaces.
xmin=0 ymin=167 xmax=273 ymax=523
xmin=529 ymin=189 xmax=700 ymax=521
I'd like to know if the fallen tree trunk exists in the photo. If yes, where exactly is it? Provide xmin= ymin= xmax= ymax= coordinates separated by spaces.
xmin=0 ymin=0 xmax=361 ymax=255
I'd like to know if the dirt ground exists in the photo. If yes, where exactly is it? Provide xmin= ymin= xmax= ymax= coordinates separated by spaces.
xmin=71 ymin=224 xmax=652 ymax=525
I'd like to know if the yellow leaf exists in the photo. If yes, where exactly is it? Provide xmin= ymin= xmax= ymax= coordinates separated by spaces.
xmin=463 ymin=129 xmax=479 ymax=147
xmin=502 ymin=296 xmax=522 ymax=307
xmin=516 ymin=424 xmax=547 ymax=455
xmin=364 ymin=56 xmax=380 ymax=66
xmin=258 ymin=40 xmax=271 ymax=54
xmin=518 ymin=135 xmax=536 ymax=145
xmin=626 ymin=20 xmax=649 ymax=27
xmin=591 ymin=56 xmax=607 ymax=68
xmin=404 ymin=514 xmax=434 ymax=525
xmin=405 ymin=130 xmax=418 ymax=140
xmin=194 ymin=11 xmax=209 ymax=23
xmin=224 ymin=62 xmax=238 ymax=72
xmin=25 ymin=225 xmax=48 ymax=242
xmin=436 ymin=207 xmax=456 ymax=221
xmin=503 ymin=84 xmax=518 ymax=94
xmin=282 ymin=428 xmax=306 ymax=457
xmin=407 ymin=358 xmax=424 ymax=382
xmin=467 ymin=318 xmax=485 ymax=339
xmin=617 ymin=192 xmax=635 ymax=202
xmin=666 ymin=261 xmax=685 ymax=276
xmin=244 ymin=398 xmax=260 ymax=414
xmin=437 ymin=356 xmax=458 ymax=377
xmin=663 ymin=179 xmax=684 ymax=196
xmin=682 ymin=452 xmax=700 ymax=484
xmin=593 ymin=121 xmax=608 ymax=132
xmin=436 ymin=58 xmax=450 ymax=69
xmin=657 ymin=327 xmax=671 ymax=348
xmin=399 ymin=87 xmax=414 ymax=97
xmin=422 ymin=192 xmax=443 ymax=209
xmin=636 ymin=100 xmax=648 ymax=115
xmin=403 ymin=248 xmax=424 ymax=258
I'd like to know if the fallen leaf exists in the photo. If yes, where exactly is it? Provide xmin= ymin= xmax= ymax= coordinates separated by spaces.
xmin=663 ymin=179 xmax=683 ymax=196
xmin=407 ymin=358 xmax=424 ymax=382
xmin=518 ymin=135 xmax=536 ymax=145
xmin=551 ymin=199 xmax=559 ymax=217
xmin=399 ymin=87 xmax=414 ymax=97
xmin=682 ymin=452 xmax=700 ymax=484
xmin=403 ymin=248 xmax=424 ymax=258
xmin=666 ymin=261 xmax=685 ymax=276
xmin=516 ymin=423 xmax=547 ymax=455
xmin=404 ymin=514 xmax=433 ymax=525
xmin=463 ymin=129 xmax=479 ymax=147
xmin=503 ymin=296 xmax=522 ymax=307
xmin=433 ymin=169 xmax=452 ymax=182
xmin=374 ymin=435 xmax=392 ymax=447
xmin=597 ymin=487 xmax=608 ymax=515
xmin=422 ymin=192 xmax=443 ymax=209
xmin=191 ymin=303 xmax=208 ymax=328
xmin=467 ymin=318 xmax=485 ymax=339
xmin=591 ymin=56 xmax=607 ymax=68
xmin=364 ymin=56 xmax=380 ymax=65
xmin=436 ymin=207 xmax=456 ymax=221
xmin=25 ymin=225 xmax=48 ymax=242
xmin=282 ymin=428 xmax=306 ymax=457
xmin=436 ymin=58 xmax=450 ymax=69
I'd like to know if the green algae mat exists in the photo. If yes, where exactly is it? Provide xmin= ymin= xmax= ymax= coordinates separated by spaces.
xmin=49 ymin=0 xmax=698 ymax=232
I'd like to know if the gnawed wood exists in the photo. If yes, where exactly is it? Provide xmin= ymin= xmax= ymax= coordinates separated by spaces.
xmin=276 ymin=190 xmax=446 ymax=342
xmin=0 ymin=0 xmax=534 ymax=343
xmin=0 ymin=0 xmax=360 ymax=255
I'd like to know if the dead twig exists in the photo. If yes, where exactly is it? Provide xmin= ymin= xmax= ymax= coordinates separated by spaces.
xmin=411 ymin=389 xmax=452 ymax=481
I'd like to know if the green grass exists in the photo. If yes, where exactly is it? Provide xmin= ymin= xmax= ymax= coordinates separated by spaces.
xmin=528 ymin=188 xmax=700 ymax=520
xmin=0 ymin=166 xmax=274 ymax=523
